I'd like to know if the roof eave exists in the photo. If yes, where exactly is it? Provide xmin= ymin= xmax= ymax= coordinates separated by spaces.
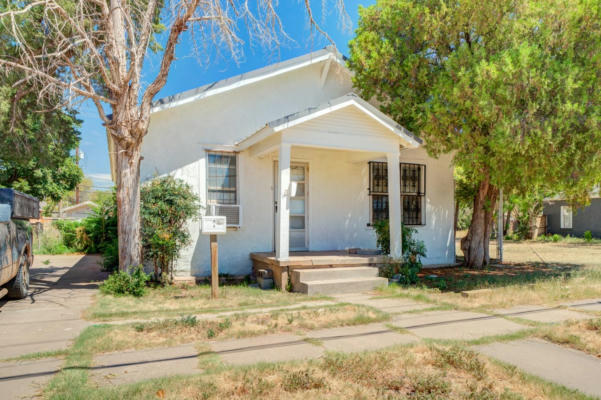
xmin=151 ymin=48 xmax=346 ymax=115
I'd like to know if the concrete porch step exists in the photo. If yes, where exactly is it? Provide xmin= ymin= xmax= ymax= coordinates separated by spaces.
xmin=298 ymin=277 xmax=388 ymax=296
xmin=293 ymin=266 xmax=379 ymax=283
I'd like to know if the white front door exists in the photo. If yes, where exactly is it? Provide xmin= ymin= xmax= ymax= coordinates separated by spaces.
xmin=274 ymin=162 xmax=308 ymax=251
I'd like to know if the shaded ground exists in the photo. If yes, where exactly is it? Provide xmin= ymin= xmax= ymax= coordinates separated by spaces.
xmin=418 ymin=263 xmax=579 ymax=292
xmin=0 ymin=255 xmax=106 ymax=399
xmin=415 ymin=236 xmax=601 ymax=293
xmin=0 ymin=254 xmax=106 ymax=358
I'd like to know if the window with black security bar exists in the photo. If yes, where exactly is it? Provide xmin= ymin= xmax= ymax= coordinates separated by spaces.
xmin=368 ymin=162 xmax=426 ymax=226
xmin=207 ymin=152 xmax=237 ymax=205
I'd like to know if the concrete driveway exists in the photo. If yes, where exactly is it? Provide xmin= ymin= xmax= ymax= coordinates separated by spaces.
xmin=0 ymin=254 xmax=106 ymax=359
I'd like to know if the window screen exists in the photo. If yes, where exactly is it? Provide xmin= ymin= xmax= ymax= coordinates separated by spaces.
xmin=207 ymin=152 xmax=237 ymax=205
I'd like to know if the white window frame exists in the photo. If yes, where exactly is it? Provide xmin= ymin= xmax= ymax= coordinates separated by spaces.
xmin=206 ymin=151 xmax=240 ymax=227
xmin=560 ymin=205 xmax=572 ymax=229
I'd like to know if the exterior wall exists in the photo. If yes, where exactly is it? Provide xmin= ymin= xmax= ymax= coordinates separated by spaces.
xmin=400 ymin=147 xmax=455 ymax=265
xmin=544 ymin=199 xmax=601 ymax=237
xmin=139 ymin=57 xmax=456 ymax=277
xmin=164 ymin=145 xmax=454 ymax=277
xmin=140 ymin=62 xmax=352 ymax=180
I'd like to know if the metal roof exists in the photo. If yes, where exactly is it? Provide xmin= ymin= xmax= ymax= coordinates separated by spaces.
xmin=151 ymin=46 xmax=346 ymax=114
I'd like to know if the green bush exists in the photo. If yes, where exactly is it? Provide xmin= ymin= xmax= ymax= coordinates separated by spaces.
xmin=141 ymin=176 xmax=200 ymax=283
xmin=84 ymin=192 xmax=119 ymax=269
xmin=374 ymin=219 xmax=426 ymax=284
xmin=99 ymin=265 xmax=149 ymax=297
xmin=551 ymin=234 xmax=562 ymax=242
xmin=584 ymin=230 xmax=593 ymax=242
xmin=47 ymin=193 xmax=119 ymax=266
xmin=53 ymin=220 xmax=84 ymax=251
xmin=36 ymin=231 xmax=75 ymax=255
xmin=102 ymin=240 xmax=119 ymax=272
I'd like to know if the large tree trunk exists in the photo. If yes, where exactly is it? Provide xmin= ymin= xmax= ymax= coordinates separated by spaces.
xmin=115 ymin=142 xmax=142 ymax=270
xmin=461 ymin=177 xmax=498 ymax=268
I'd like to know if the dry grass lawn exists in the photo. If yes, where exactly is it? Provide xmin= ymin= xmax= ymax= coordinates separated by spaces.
xmin=380 ymin=265 xmax=601 ymax=311
xmin=86 ymin=284 xmax=325 ymax=321
xmin=81 ymin=304 xmax=387 ymax=354
xmin=536 ymin=318 xmax=601 ymax=358
xmin=85 ymin=344 xmax=588 ymax=400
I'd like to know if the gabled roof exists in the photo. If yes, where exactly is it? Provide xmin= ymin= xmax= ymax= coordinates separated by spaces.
xmin=151 ymin=46 xmax=347 ymax=114
xmin=108 ymin=46 xmax=348 ymax=181
xmin=60 ymin=201 xmax=98 ymax=213
xmin=237 ymin=93 xmax=422 ymax=150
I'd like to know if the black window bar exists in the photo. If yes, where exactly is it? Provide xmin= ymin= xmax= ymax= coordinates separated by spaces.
xmin=368 ymin=161 xmax=388 ymax=195
xmin=368 ymin=161 xmax=426 ymax=226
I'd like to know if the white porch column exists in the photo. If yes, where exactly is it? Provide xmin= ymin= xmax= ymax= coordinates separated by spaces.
xmin=387 ymin=151 xmax=403 ymax=259
xmin=276 ymin=143 xmax=291 ymax=260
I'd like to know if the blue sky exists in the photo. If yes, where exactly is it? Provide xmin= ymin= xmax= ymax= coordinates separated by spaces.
xmin=80 ymin=1 xmax=374 ymax=190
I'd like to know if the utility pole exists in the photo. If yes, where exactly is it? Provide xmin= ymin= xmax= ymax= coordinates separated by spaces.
xmin=75 ymin=146 xmax=80 ymax=204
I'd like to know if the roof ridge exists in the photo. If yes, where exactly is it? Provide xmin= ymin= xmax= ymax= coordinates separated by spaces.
xmin=151 ymin=46 xmax=346 ymax=113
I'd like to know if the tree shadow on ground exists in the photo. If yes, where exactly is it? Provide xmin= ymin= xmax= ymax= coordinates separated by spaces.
xmin=418 ymin=261 xmax=586 ymax=293
xmin=0 ymin=254 xmax=107 ymax=308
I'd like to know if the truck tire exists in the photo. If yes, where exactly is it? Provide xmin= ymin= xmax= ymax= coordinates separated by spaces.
xmin=7 ymin=257 xmax=29 ymax=299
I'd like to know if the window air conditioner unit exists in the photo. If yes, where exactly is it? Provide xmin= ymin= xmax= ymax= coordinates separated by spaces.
xmin=208 ymin=204 xmax=241 ymax=228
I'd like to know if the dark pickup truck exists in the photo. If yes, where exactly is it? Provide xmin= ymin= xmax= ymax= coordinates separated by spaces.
xmin=0 ymin=189 xmax=39 ymax=300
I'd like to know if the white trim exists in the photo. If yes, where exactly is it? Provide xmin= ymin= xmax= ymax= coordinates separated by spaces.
xmin=319 ymin=58 xmax=332 ymax=88
xmin=275 ymin=143 xmax=292 ymax=260
xmin=205 ymin=150 xmax=240 ymax=228
xmin=560 ymin=205 xmax=573 ymax=229
xmin=151 ymin=49 xmax=345 ymax=114
xmin=273 ymin=159 xmax=310 ymax=252
xmin=237 ymin=94 xmax=421 ymax=151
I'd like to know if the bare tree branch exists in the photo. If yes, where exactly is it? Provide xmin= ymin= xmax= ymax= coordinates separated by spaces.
xmin=0 ymin=0 xmax=349 ymax=270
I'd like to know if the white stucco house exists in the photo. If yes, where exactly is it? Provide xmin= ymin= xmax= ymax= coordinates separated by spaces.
xmin=109 ymin=46 xmax=456 ymax=289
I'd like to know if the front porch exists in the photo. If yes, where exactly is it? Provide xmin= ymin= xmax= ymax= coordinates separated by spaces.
xmin=251 ymin=250 xmax=387 ymax=290
xmin=237 ymin=94 xmax=422 ymax=282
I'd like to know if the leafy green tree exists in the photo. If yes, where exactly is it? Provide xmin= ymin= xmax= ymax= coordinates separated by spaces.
xmin=0 ymin=33 xmax=82 ymax=201
xmin=349 ymin=0 xmax=601 ymax=267
xmin=141 ymin=176 xmax=199 ymax=283
xmin=1 ymin=156 xmax=82 ymax=202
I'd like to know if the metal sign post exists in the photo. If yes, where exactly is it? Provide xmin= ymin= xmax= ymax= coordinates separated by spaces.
xmin=201 ymin=215 xmax=227 ymax=299
xmin=210 ymin=234 xmax=218 ymax=299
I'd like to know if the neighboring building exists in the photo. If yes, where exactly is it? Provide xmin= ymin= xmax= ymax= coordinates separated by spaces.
xmin=108 ymin=47 xmax=456 ymax=281
xmin=59 ymin=201 xmax=98 ymax=220
xmin=544 ymin=197 xmax=601 ymax=237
